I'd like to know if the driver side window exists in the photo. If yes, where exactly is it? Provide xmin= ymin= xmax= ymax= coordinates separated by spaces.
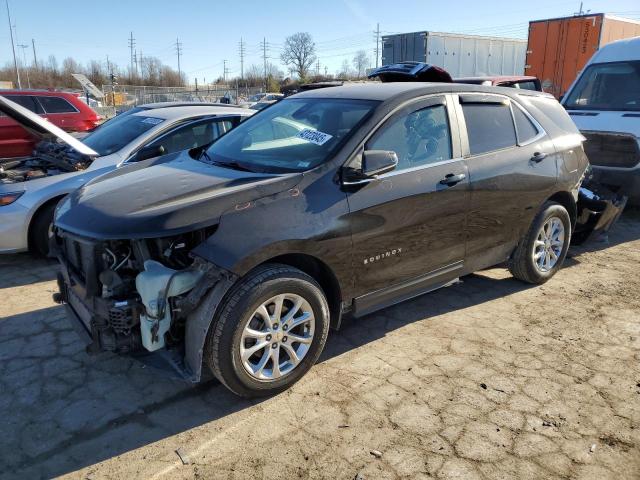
xmin=149 ymin=119 xmax=225 ymax=155
xmin=367 ymin=104 xmax=452 ymax=171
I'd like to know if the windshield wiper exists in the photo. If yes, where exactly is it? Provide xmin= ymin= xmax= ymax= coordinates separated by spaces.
xmin=199 ymin=150 xmax=255 ymax=172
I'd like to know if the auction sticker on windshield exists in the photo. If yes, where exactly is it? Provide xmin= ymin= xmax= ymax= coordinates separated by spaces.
xmin=296 ymin=129 xmax=333 ymax=146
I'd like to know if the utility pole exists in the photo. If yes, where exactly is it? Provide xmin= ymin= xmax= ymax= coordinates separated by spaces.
xmin=128 ymin=31 xmax=135 ymax=78
xmin=31 ymin=38 xmax=37 ymax=68
xmin=238 ymin=37 xmax=245 ymax=80
xmin=324 ymin=65 xmax=328 ymax=77
xmin=175 ymin=37 xmax=183 ymax=84
xmin=17 ymin=43 xmax=30 ymax=88
xmin=261 ymin=37 xmax=268 ymax=91
xmin=5 ymin=0 xmax=20 ymax=89
xmin=374 ymin=22 xmax=380 ymax=68
xmin=223 ymin=59 xmax=228 ymax=84
xmin=316 ymin=59 xmax=320 ymax=76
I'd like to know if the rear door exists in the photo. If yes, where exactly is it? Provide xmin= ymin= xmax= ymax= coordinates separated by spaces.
xmin=346 ymin=95 xmax=470 ymax=314
xmin=455 ymin=93 xmax=558 ymax=271
xmin=36 ymin=95 xmax=80 ymax=131
xmin=0 ymin=95 xmax=44 ymax=157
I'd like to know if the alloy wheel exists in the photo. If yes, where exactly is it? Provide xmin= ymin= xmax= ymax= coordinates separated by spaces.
xmin=533 ymin=216 xmax=565 ymax=273
xmin=240 ymin=294 xmax=315 ymax=381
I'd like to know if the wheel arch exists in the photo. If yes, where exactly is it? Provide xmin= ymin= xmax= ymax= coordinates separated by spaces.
xmin=27 ymin=194 xmax=67 ymax=251
xmin=546 ymin=190 xmax=577 ymax=228
xmin=257 ymin=253 xmax=344 ymax=330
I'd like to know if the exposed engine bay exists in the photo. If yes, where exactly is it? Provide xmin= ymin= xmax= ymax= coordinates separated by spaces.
xmin=0 ymin=141 xmax=93 ymax=184
xmin=53 ymin=226 xmax=221 ymax=357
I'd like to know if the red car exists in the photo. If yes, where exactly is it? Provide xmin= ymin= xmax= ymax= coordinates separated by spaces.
xmin=0 ymin=90 xmax=101 ymax=158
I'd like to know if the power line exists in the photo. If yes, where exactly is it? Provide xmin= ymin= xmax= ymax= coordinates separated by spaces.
xmin=5 ymin=0 xmax=20 ymax=89
xmin=374 ymin=22 xmax=380 ymax=68
xmin=238 ymin=37 xmax=245 ymax=80
xmin=261 ymin=37 xmax=269 ymax=89
xmin=128 ymin=31 xmax=135 ymax=77
xmin=175 ymin=37 xmax=183 ymax=83
xmin=17 ymin=43 xmax=30 ymax=87
xmin=31 ymin=38 xmax=37 ymax=69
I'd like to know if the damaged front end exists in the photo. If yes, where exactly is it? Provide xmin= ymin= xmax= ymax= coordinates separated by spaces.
xmin=573 ymin=174 xmax=628 ymax=245
xmin=52 ymin=227 xmax=236 ymax=381
xmin=1 ymin=141 xmax=93 ymax=184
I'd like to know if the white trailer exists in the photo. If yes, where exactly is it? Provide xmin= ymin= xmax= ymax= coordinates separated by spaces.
xmin=381 ymin=31 xmax=527 ymax=77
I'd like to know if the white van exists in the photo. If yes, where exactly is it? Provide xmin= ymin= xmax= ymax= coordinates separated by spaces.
xmin=562 ymin=36 xmax=640 ymax=204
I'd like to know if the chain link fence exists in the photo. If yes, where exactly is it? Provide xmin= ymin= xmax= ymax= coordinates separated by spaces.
xmin=100 ymin=84 xmax=265 ymax=111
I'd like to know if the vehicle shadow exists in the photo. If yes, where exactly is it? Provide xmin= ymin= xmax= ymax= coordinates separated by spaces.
xmin=1 ymin=270 xmax=535 ymax=479
xmin=0 ymin=253 xmax=57 ymax=289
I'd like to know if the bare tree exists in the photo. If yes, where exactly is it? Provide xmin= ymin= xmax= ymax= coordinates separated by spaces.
xmin=337 ymin=59 xmax=354 ymax=79
xmin=280 ymin=32 xmax=316 ymax=81
xmin=352 ymin=50 xmax=370 ymax=78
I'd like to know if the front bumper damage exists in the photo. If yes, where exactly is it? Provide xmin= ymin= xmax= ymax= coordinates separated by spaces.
xmin=53 ymin=229 xmax=237 ymax=382
xmin=573 ymin=179 xmax=628 ymax=245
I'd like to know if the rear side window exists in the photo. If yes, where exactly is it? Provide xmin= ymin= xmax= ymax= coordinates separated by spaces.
xmin=513 ymin=81 xmax=538 ymax=91
xmin=37 ymin=96 xmax=77 ymax=114
xmin=512 ymin=105 xmax=539 ymax=143
xmin=3 ymin=95 xmax=43 ymax=114
xmin=461 ymin=102 xmax=516 ymax=155
xmin=530 ymin=96 xmax=579 ymax=134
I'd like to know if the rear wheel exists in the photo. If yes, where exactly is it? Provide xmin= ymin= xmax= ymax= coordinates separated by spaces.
xmin=30 ymin=202 xmax=57 ymax=257
xmin=205 ymin=264 xmax=330 ymax=397
xmin=509 ymin=201 xmax=571 ymax=284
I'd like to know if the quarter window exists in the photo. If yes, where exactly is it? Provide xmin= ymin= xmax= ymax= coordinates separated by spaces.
xmin=37 ymin=96 xmax=77 ymax=114
xmin=3 ymin=95 xmax=43 ymax=114
xmin=512 ymin=105 xmax=539 ymax=144
xmin=367 ymin=104 xmax=452 ymax=171
xmin=461 ymin=102 xmax=516 ymax=155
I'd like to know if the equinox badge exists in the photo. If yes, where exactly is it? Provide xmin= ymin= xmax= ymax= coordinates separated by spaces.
xmin=363 ymin=248 xmax=403 ymax=265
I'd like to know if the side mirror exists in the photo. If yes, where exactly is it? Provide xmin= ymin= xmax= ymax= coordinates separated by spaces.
xmin=362 ymin=150 xmax=398 ymax=177
xmin=136 ymin=144 xmax=165 ymax=162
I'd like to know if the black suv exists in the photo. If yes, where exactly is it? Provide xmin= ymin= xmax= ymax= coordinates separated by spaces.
xmin=53 ymin=83 xmax=588 ymax=397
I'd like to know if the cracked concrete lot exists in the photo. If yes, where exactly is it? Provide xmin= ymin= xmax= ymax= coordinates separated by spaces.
xmin=1 ymin=211 xmax=640 ymax=480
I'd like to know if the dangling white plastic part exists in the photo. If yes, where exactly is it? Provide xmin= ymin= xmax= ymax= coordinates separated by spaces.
xmin=135 ymin=260 xmax=203 ymax=352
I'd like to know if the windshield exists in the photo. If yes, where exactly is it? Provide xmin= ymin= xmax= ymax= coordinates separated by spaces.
xmin=203 ymin=98 xmax=378 ymax=173
xmin=82 ymin=114 xmax=164 ymax=156
xmin=564 ymin=60 xmax=640 ymax=111
xmin=248 ymin=94 xmax=265 ymax=102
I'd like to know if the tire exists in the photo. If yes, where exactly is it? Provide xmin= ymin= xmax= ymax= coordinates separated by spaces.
xmin=30 ymin=202 xmax=57 ymax=257
xmin=508 ymin=201 xmax=571 ymax=284
xmin=205 ymin=264 xmax=330 ymax=398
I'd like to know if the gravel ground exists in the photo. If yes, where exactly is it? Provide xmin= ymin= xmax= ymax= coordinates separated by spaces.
xmin=1 ymin=211 xmax=639 ymax=480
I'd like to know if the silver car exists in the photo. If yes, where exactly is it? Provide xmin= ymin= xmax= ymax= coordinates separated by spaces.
xmin=0 ymin=100 xmax=253 ymax=255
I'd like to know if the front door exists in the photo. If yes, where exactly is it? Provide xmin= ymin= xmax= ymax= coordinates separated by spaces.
xmin=345 ymin=95 xmax=470 ymax=314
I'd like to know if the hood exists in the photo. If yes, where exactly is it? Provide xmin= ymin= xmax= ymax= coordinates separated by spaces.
xmin=55 ymin=154 xmax=302 ymax=240
xmin=566 ymin=111 xmax=640 ymax=139
xmin=0 ymin=96 xmax=98 ymax=157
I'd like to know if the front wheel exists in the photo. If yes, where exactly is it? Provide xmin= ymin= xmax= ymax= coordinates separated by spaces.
xmin=509 ymin=201 xmax=571 ymax=284
xmin=205 ymin=264 xmax=330 ymax=397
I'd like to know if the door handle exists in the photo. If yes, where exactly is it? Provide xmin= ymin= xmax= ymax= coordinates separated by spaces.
xmin=439 ymin=173 xmax=466 ymax=186
xmin=531 ymin=151 xmax=547 ymax=163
